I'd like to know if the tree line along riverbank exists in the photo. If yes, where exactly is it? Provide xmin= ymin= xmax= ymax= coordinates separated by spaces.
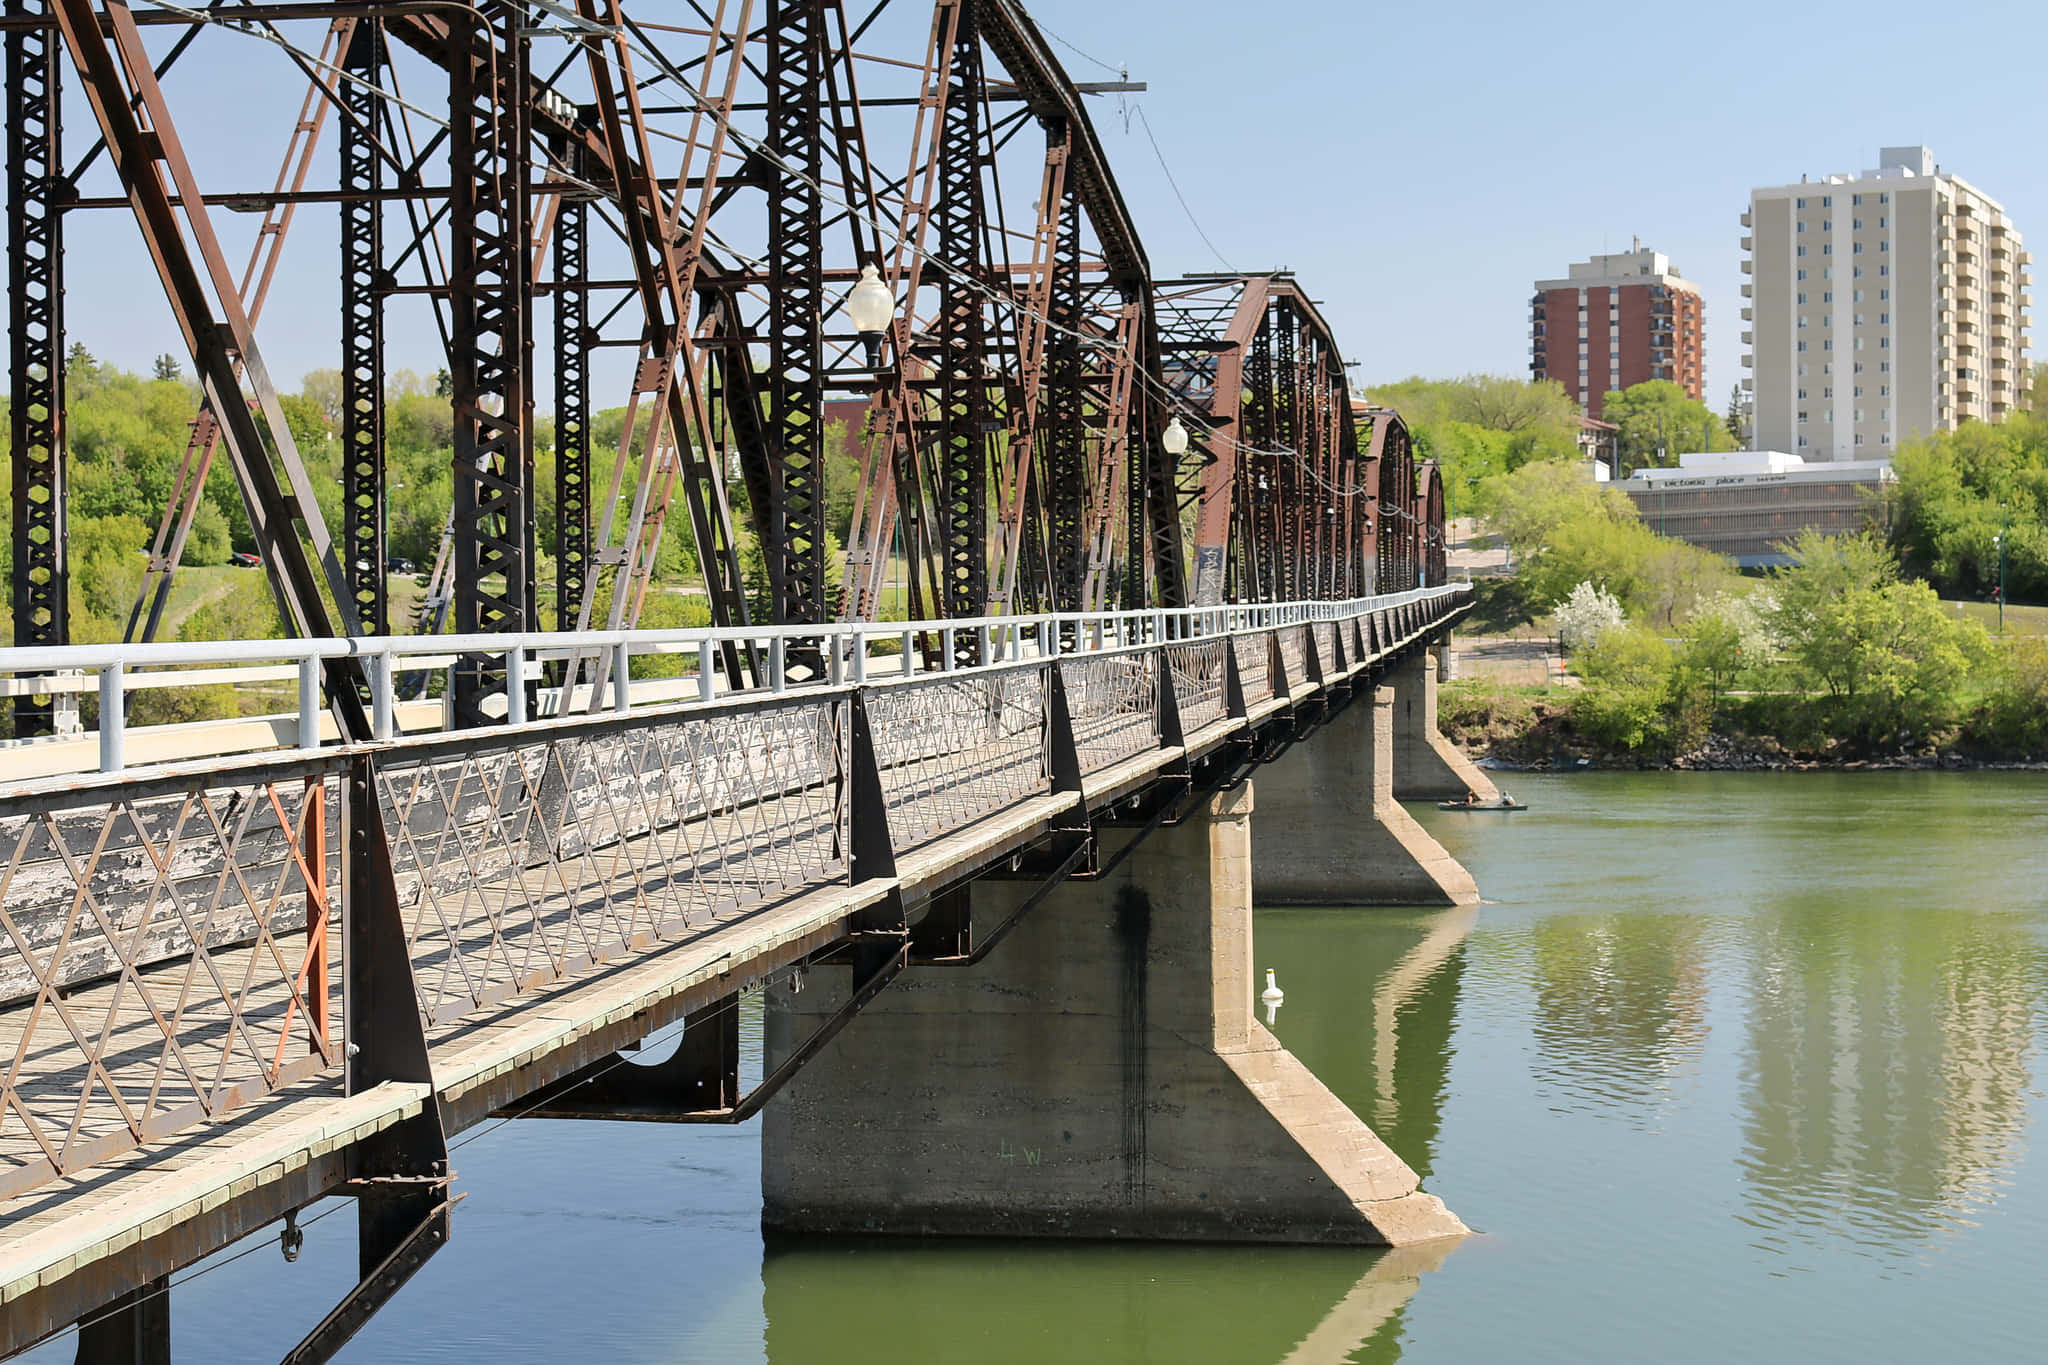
xmin=1445 ymin=456 xmax=2048 ymax=769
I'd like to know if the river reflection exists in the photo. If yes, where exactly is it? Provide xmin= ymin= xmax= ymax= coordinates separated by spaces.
xmin=23 ymin=772 xmax=2048 ymax=1362
xmin=1740 ymin=890 xmax=2040 ymax=1260
xmin=761 ymin=1238 xmax=1450 ymax=1365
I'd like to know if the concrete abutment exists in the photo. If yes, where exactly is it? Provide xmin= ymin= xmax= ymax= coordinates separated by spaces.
xmin=1388 ymin=640 xmax=1498 ymax=803
xmin=1251 ymin=676 xmax=1480 ymax=906
xmin=762 ymin=783 xmax=1467 ymax=1246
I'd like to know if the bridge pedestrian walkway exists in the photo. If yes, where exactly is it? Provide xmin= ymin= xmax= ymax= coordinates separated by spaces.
xmin=0 ymin=588 xmax=1464 ymax=1352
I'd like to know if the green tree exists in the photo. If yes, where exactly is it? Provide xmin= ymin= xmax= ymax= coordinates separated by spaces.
xmin=1723 ymin=383 xmax=1748 ymax=447
xmin=1769 ymin=532 xmax=1985 ymax=746
xmin=1601 ymin=380 xmax=1736 ymax=472
xmin=151 ymin=353 xmax=182 ymax=383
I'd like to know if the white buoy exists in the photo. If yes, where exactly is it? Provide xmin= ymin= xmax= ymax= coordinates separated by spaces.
xmin=1261 ymin=968 xmax=1285 ymax=1004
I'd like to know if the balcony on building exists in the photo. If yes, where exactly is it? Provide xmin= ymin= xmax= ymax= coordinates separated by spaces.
xmin=1740 ymin=211 xmax=1752 ymax=228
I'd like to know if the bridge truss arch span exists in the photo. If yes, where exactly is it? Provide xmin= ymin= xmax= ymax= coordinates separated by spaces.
xmin=4 ymin=0 xmax=1446 ymax=728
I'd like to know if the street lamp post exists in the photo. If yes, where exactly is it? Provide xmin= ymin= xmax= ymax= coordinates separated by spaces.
xmin=1998 ymin=502 xmax=2008 ymax=635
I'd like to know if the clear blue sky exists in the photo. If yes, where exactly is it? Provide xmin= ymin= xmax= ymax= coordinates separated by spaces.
xmin=36 ymin=0 xmax=2048 ymax=410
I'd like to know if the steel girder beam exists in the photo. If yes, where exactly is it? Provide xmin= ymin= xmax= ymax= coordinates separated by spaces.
xmin=932 ymin=0 xmax=991 ymax=645
xmin=50 ymin=0 xmax=371 ymax=738
xmin=758 ymin=0 xmax=831 ymax=627
xmin=6 ymin=0 xmax=65 ymax=736
xmin=1042 ymin=181 xmax=1088 ymax=611
xmin=553 ymin=193 xmax=590 ymax=633
xmin=339 ymin=19 xmax=386 ymax=637
xmin=447 ymin=0 xmax=534 ymax=727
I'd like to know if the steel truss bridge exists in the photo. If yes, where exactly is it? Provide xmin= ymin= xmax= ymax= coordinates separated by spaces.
xmin=0 ymin=0 xmax=1457 ymax=1357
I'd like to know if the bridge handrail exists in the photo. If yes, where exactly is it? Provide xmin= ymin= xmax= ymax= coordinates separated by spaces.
xmin=0 ymin=584 xmax=1470 ymax=781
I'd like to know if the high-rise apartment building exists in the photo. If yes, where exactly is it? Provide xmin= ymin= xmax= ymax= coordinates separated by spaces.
xmin=1529 ymin=244 xmax=1705 ymax=418
xmin=1742 ymin=146 xmax=2030 ymax=461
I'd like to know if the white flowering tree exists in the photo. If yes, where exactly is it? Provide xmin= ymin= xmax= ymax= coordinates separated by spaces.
xmin=1554 ymin=580 xmax=1626 ymax=653
xmin=1681 ymin=589 xmax=1778 ymax=692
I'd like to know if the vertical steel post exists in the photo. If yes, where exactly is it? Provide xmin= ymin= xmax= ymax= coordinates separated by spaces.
xmin=7 ymin=0 xmax=66 ymax=736
xmin=340 ymin=19 xmax=387 ymax=636
xmin=553 ymin=193 xmax=589 ymax=633
xmin=449 ymin=0 xmax=535 ymax=726
xmin=761 ymin=0 xmax=829 ymax=627
xmin=934 ymin=0 xmax=989 ymax=656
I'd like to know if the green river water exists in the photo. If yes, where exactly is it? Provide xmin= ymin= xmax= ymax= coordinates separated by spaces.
xmin=31 ymin=771 xmax=2048 ymax=1362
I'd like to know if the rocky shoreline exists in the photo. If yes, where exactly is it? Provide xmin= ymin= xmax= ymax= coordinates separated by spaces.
xmin=1470 ymin=732 xmax=2048 ymax=773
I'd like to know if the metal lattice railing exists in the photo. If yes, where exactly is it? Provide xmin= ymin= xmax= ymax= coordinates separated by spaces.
xmin=1063 ymin=652 xmax=1160 ymax=773
xmin=1167 ymin=639 xmax=1228 ymax=734
xmin=0 ymin=587 xmax=1471 ymax=1198
xmin=377 ymin=697 xmax=848 ymax=1027
xmin=1313 ymin=621 xmax=1339 ymax=674
xmin=1234 ymin=633 xmax=1274 ymax=707
xmin=1277 ymin=626 xmax=1308 ymax=691
xmin=865 ymin=667 xmax=1049 ymax=849
xmin=0 ymin=758 xmax=343 ymax=1198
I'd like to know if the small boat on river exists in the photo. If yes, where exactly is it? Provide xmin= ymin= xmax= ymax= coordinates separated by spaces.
xmin=1438 ymin=796 xmax=1528 ymax=811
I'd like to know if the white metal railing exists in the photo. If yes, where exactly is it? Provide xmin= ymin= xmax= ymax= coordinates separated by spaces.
xmin=0 ymin=584 xmax=1470 ymax=780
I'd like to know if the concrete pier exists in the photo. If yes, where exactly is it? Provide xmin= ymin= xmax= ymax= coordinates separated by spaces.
xmin=763 ymin=784 xmax=1467 ymax=1245
xmin=1388 ymin=644 xmax=1498 ymax=803
xmin=1252 ymin=684 xmax=1480 ymax=906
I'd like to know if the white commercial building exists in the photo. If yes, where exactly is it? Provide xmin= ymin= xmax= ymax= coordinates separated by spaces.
xmin=1741 ymin=146 xmax=2030 ymax=462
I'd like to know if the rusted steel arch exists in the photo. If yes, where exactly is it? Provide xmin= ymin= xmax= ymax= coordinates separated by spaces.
xmin=1419 ymin=461 xmax=1447 ymax=587
xmin=1169 ymin=272 xmax=1372 ymax=605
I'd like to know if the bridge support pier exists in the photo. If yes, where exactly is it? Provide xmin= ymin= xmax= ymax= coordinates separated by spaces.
xmin=1389 ymin=641 xmax=1498 ymax=803
xmin=763 ymin=784 xmax=1465 ymax=1245
xmin=1251 ymin=682 xmax=1479 ymax=906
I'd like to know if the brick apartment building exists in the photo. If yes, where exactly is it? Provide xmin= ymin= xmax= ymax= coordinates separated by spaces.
xmin=1529 ymin=243 xmax=1705 ymax=418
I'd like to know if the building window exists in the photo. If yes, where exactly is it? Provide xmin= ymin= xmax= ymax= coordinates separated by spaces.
xmin=1880 ymin=408 xmax=1889 ymax=420
xmin=1853 ymin=194 xmax=1863 ymax=206
xmin=1797 ymin=221 xmax=1807 ymax=233
xmin=1797 ymin=269 xmax=1808 ymax=282
xmin=1798 ymin=292 xmax=1808 ymax=305
xmin=1880 ymin=241 xmax=1888 ymax=252
xmin=1853 ymin=386 xmax=1862 ymax=398
xmin=1824 ymin=386 xmax=1834 ymax=398
xmin=1823 ymin=268 xmax=1833 ymax=280
xmin=1880 ymin=313 xmax=1889 ymax=324
xmin=1798 ymin=435 xmax=1809 ymax=448
xmin=1880 ymin=337 xmax=1889 ymax=349
xmin=1824 ymin=291 xmax=1833 ymax=303
xmin=1880 ymin=362 xmax=1890 ymax=373
xmin=1798 ymin=363 xmax=1808 ymax=376
xmin=1854 ymin=314 xmax=1864 ymax=326
xmin=1798 ymin=341 xmax=1808 ymax=352
xmin=1880 ymin=193 xmax=1889 ymax=204
xmin=1855 ymin=434 xmax=1865 ymax=446
xmin=1881 ymin=433 xmax=1891 ymax=444
xmin=1798 ymin=388 xmax=1808 ymax=399
xmin=1855 ymin=408 xmax=1864 ymax=422
xmin=1823 ymin=244 xmax=1833 ymax=256
xmin=1853 ymin=218 xmax=1863 ymax=230
xmin=1879 ymin=216 xmax=1888 ymax=228
xmin=1823 ymin=339 xmax=1833 ymax=351
xmin=1798 ymin=411 xmax=1808 ymax=423
xmin=1880 ymin=265 xmax=1890 ymax=276
xmin=1798 ymin=316 xmax=1808 ymax=328
xmin=1880 ymin=288 xmax=1890 ymax=300
xmin=1853 ymin=290 xmax=1864 ymax=303
xmin=1880 ymin=384 xmax=1889 ymax=396
xmin=1797 ymin=197 xmax=1807 ymax=209
xmin=1822 ymin=196 xmax=1832 ymax=207
xmin=1853 ymin=242 xmax=1863 ymax=254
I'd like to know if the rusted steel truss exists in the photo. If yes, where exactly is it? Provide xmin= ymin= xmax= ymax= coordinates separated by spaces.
xmin=5 ymin=0 xmax=65 ymax=734
xmin=8 ymin=0 xmax=1448 ymax=751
